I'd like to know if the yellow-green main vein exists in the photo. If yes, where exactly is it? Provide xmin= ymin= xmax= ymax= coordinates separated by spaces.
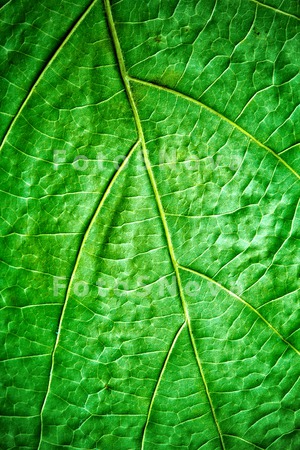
xmin=103 ymin=1 xmax=226 ymax=448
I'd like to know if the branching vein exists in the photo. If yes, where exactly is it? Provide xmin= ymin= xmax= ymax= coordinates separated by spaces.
xmin=179 ymin=264 xmax=300 ymax=356
xmin=0 ymin=0 xmax=98 ymax=154
xmin=250 ymin=0 xmax=300 ymax=21
xmin=223 ymin=434 xmax=265 ymax=450
xmin=141 ymin=322 xmax=186 ymax=450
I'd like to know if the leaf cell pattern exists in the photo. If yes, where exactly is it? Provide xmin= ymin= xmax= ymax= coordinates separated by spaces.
xmin=0 ymin=0 xmax=299 ymax=449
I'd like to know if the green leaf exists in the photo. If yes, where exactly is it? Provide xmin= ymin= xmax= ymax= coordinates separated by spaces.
xmin=1 ymin=0 xmax=299 ymax=448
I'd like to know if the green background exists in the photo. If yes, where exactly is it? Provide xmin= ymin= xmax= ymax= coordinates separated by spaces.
xmin=0 ymin=0 xmax=299 ymax=448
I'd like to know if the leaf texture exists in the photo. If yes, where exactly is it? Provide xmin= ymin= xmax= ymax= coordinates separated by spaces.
xmin=0 ymin=0 xmax=299 ymax=449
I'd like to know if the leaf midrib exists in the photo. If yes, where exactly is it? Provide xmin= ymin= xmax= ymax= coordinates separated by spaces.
xmin=104 ymin=0 xmax=226 ymax=448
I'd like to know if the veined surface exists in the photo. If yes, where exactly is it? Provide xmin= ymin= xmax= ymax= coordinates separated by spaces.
xmin=0 ymin=0 xmax=299 ymax=448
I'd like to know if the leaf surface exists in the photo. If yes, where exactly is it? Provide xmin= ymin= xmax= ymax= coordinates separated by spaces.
xmin=0 ymin=0 xmax=299 ymax=449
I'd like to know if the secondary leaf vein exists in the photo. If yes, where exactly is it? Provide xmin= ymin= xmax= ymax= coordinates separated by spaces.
xmin=0 ymin=0 xmax=98 ymax=154
xmin=36 ymin=140 xmax=139 ymax=448
xmin=179 ymin=264 xmax=300 ymax=356
xmin=141 ymin=322 xmax=186 ymax=450
xmin=249 ymin=0 xmax=300 ymax=21
xmin=129 ymin=76 xmax=300 ymax=181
